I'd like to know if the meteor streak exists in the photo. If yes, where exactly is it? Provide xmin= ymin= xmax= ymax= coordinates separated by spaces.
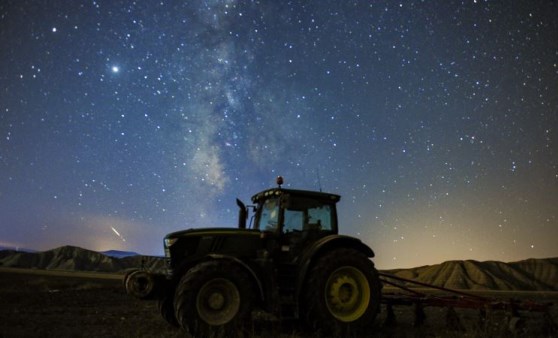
xmin=111 ymin=226 xmax=126 ymax=242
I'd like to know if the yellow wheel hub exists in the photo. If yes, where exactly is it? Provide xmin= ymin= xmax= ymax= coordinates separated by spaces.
xmin=196 ymin=278 xmax=240 ymax=326
xmin=325 ymin=266 xmax=370 ymax=322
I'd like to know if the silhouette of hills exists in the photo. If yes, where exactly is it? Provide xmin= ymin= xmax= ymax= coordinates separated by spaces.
xmin=0 ymin=245 xmax=36 ymax=253
xmin=383 ymin=258 xmax=558 ymax=291
xmin=1 ymin=246 xmax=556 ymax=291
xmin=0 ymin=245 xmax=164 ymax=273
xmin=100 ymin=250 xmax=140 ymax=258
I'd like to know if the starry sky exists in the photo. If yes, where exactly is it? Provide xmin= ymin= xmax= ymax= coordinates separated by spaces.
xmin=1 ymin=1 xmax=557 ymax=269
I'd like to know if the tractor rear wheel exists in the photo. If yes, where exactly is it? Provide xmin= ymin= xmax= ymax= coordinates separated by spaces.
xmin=303 ymin=248 xmax=381 ymax=336
xmin=174 ymin=261 xmax=254 ymax=337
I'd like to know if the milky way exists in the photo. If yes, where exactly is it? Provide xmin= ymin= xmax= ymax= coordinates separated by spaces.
xmin=1 ymin=1 xmax=556 ymax=268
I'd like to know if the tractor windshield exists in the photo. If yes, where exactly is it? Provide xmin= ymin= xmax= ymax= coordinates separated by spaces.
xmin=257 ymin=197 xmax=280 ymax=231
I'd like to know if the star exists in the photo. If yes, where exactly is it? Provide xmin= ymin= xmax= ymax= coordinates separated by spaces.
xmin=0 ymin=0 xmax=556 ymax=269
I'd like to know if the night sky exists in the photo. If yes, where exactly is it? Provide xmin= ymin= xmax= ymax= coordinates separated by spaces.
xmin=1 ymin=1 xmax=557 ymax=269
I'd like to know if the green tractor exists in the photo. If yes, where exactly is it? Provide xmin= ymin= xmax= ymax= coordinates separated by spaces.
xmin=126 ymin=177 xmax=382 ymax=336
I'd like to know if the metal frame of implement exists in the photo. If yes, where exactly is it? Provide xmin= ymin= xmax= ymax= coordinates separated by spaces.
xmin=378 ymin=272 xmax=556 ymax=333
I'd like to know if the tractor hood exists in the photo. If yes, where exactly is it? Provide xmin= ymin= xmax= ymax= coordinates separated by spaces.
xmin=163 ymin=227 xmax=263 ymax=257
xmin=165 ymin=227 xmax=261 ymax=240
xmin=163 ymin=227 xmax=265 ymax=278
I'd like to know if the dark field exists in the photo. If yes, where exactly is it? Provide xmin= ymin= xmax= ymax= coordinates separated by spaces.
xmin=1 ymin=268 xmax=556 ymax=337
xmin=0 ymin=268 xmax=182 ymax=338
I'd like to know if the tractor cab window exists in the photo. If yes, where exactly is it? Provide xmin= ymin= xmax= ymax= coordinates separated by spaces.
xmin=283 ymin=209 xmax=304 ymax=232
xmin=283 ymin=196 xmax=334 ymax=233
xmin=307 ymin=205 xmax=333 ymax=230
xmin=259 ymin=198 xmax=279 ymax=231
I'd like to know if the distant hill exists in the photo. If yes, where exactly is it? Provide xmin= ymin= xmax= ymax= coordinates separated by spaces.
xmin=0 ymin=246 xmax=36 ymax=253
xmin=100 ymin=250 xmax=140 ymax=258
xmin=382 ymin=258 xmax=558 ymax=291
xmin=0 ymin=245 xmax=164 ymax=273
xmin=0 ymin=246 xmax=556 ymax=291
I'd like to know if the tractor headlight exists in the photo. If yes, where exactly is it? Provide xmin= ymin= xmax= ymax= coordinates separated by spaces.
xmin=164 ymin=238 xmax=178 ymax=248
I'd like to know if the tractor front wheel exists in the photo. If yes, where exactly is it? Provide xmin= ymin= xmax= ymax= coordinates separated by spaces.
xmin=303 ymin=248 xmax=381 ymax=336
xmin=158 ymin=292 xmax=178 ymax=327
xmin=174 ymin=261 xmax=254 ymax=337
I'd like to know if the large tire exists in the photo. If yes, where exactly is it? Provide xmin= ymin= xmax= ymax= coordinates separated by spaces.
xmin=158 ymin=292 xmax=179 ymax=327
xmin=303 ymin=248 xmax=381 ymax=336
xmin=122 ymin=268 xmax=139 ymax=289
xmin=125 ymin=270 xmax=157 ymax=299
xmin=174 ymin=261 xmax=254 ymax=337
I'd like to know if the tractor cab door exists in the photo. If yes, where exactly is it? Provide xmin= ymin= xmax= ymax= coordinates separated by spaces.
xmin=278 ymin=195 xmax=336 ymax=261
xmin=254 ymin=193 xmax=337 ymax=262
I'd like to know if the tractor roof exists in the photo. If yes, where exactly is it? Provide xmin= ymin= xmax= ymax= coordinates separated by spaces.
xmin=251 ymin=188 xmax=341 ymax=204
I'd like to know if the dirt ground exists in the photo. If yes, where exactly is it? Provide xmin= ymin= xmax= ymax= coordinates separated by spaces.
xmin=1 ymin=268 xmax=556 ymax=337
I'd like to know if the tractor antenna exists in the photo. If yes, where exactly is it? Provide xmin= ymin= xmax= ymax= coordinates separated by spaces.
xmin=316 ymin=168 xmax=322 ymax=192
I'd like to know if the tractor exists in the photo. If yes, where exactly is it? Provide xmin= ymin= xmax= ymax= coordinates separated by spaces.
xmin=126 ymin=177 xmax=382 ymax=336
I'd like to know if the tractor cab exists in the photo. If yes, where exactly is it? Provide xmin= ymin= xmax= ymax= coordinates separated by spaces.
xmin=239 ymin=176 xmax=341 ymax=260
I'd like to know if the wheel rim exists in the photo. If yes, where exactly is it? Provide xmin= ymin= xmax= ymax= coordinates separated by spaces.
xmin=196 ymin=278 xmax=240 ymax=326
xmin=134 ymin=276 xmax=149 ymax=292
xmin=325 ymin=266 xmax=370 ymax=322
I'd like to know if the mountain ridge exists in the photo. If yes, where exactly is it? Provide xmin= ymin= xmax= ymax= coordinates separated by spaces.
xmin=383 ymin=257 xmax=558 ymax=291
xmin=0 ymin=245 xmax=164 ymax=273
xmin=0 ymin=245 xmax=556 ymax=291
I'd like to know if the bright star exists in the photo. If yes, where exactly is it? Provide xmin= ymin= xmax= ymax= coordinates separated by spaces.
xmin=111 ymin=66 xmax=120 ymax=73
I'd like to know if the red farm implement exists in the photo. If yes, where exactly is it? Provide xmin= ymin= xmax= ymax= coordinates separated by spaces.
xmin=378 ymin=272 xmax=557 ymax=335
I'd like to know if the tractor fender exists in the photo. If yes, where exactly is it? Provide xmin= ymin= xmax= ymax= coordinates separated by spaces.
xmin=206 ymin=253 xmax=265 ymax=301
xmin=295 ymin=235 xmax=375 ymax=305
